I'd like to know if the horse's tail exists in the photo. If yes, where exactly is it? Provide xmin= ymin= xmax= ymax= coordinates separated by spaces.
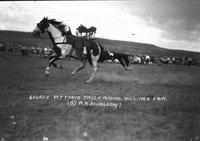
xmin=97 ymin=44 xmax=112 ymax=63
xmin=98 ymin=43 xmax=104 ymax=52
xmin=97 ymin=43 xmax=105 ymax=60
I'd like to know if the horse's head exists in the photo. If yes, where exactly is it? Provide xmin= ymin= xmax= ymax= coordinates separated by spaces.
xmin=33 ymin=17 xmax=49 ymax=37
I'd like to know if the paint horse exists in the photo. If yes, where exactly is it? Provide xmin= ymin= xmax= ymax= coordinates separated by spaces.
xmin=33 ymin=17 xmax=103 ymax=83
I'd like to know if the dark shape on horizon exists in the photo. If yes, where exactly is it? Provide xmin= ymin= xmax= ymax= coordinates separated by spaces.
xmin=76 ymin=24 xmax=97 ymax=39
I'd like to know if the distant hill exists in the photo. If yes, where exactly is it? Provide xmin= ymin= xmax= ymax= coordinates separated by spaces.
xmin=0 ymin=30 xmax=51 ymax=48
xmin=96 ymin=38 xmax=200 ymax=59
xmin=0 ymin=30 xmax=199 ymax=59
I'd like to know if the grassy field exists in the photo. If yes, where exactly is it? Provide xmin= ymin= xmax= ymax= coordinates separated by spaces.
xmin=0 ymin=51 xmax=200 ymax=141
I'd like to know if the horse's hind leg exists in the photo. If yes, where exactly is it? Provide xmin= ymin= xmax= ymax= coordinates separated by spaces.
xmin=118 ymin=58 xmax=126 ymax=68
xmin=124 ymin=57 xmax=132 ymax=70
xmin=71 ymin=59 xmax=86 ymax=76
xmin=85 ymin=59 xmax=98 ymax=83
xmin=85 ymin=42 xmax=101 ymax=83
xmin=85 ymin=52 xmax=99 ymax=83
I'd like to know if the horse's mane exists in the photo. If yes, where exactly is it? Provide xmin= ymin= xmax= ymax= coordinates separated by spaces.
xmin=48 ymin=19 xmax=69 ymax=34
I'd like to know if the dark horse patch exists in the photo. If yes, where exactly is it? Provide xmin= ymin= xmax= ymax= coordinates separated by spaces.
xmin=98 ymin=51 xmax=131 ymax=70
xmin=65 ymin=34 xmax=103 ymax=65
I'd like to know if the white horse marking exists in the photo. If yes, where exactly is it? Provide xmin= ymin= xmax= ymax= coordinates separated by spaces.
xmin=49 ymin=58 xmax=54 ymax=63
xmin=33 ymin=26 xmax=41 ymax=32
xmin=108 ymin=51 xmax=114 ymax=57
xmin=58 ymin=44 xmax=73 ymax=59
xmin=83 ymin=46 xmax=87 ymax=55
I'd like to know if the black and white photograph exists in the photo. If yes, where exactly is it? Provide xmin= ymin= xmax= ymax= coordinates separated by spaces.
xmin=0 ymin=0 xmax=200 ymax=141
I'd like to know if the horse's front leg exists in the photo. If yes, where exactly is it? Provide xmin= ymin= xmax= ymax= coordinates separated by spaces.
xmin=71 ymin=58 xmax=86 ymax=76
xmin=45 ymin=55 xmax=62 ymax=76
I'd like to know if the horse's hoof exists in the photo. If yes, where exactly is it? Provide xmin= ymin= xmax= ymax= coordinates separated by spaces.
xmin=125 ymin=67 xmax=133 ymax=71
xmin=128 ymin=68 xmax=133 ymax=71
xmin=45 ymin=71 xmax=50 ymax=76
xmin=85 ymin=80 xmax=91 ymax=84
xmin=58 ymin=65 xmax=63 ymax=69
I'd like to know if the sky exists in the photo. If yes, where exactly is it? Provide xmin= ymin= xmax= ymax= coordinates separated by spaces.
xmin=0 ymin=0 xmax=200 ymax=52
